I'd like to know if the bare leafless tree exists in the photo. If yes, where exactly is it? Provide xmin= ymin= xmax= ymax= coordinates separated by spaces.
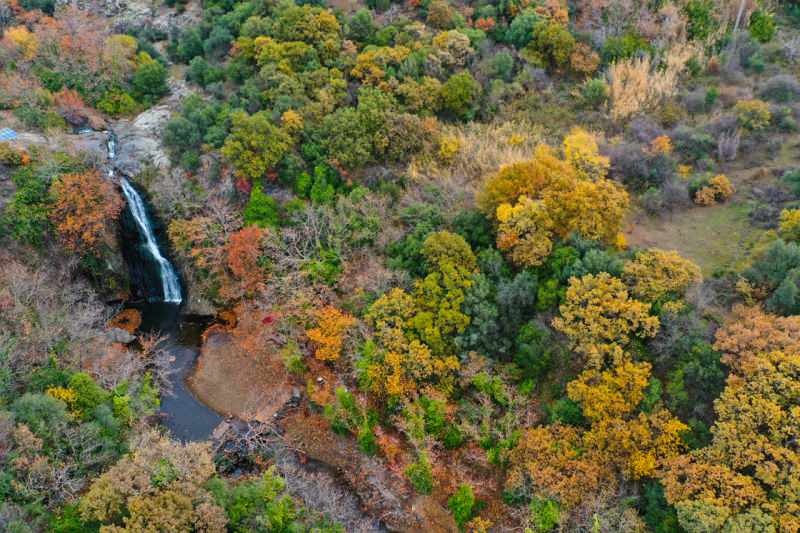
xmin=139 ymin=332 xmax=176 ymax=396
xmin=718 ymin=129 xmax=741 ymax=161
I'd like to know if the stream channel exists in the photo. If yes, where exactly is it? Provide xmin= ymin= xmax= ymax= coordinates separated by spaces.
xmin=107 ymin=131 xmax=223 ymax=441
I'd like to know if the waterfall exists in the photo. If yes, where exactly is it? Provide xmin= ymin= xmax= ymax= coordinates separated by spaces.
xmin=119 ymin=179 xmax=182 ymax=303
xmin=107 ymin=130 xmax=182 ymax=304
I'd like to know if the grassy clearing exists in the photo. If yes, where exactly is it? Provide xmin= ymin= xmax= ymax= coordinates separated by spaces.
xmin=626 ymin=201 xmax=766 ymax=276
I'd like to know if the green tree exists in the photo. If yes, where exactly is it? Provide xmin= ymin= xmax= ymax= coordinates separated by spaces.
xmin=440 ymin=71 xmax=482 ymax=121
xmin=526 ymin=20 xmax=575 ymax=70
xmin=0 ymin=166 xmax=52 ymax=247
xmin=448 ymin=484 xmax=476 ymax=529
xmin=749 ymin=9 xmax=776 ymax=43
xmin=507 ymin=8 xmax=540 ymax=49
xmin=132 ymin=54 xmax=169 ymax=103
xmin=243 ymin=185 xmax=280 ymax=228
xmin=405 ymin=453 xmax=434 ymax=494
xmin=222 ymin=111 xmax=292 ymax=181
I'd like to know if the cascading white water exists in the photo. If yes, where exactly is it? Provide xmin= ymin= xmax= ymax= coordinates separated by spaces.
xmin=106 ymin=131 xmax=182 ymax=303
xmin=119 ymin=178 xmax=183 ymax=303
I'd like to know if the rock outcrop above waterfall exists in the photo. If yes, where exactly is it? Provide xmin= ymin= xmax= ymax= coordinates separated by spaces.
xmin=112 ymin=78 xmax=191 ymax=178
xmin=4 ymin=131 xmax=108 ymax=165
xmin=113 ymin=106 xmax=172 ymax=177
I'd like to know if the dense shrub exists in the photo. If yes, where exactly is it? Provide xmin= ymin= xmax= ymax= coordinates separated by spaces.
xmin=513 ymin=321 xmax=556 ymax=382
xmin=530 ymin=498 xmax=561 ymax=533
xmin=601 ymin=33 xmax=651 ymax=64
xmin=0 ymin=165 xmax=53 ymax=246
xmin=581 ymin=78 xmax=609 ymax=109
xmin=186 ymin=57 xmax=225 ymax=87
xmin=759 ymin=74 xmax=800 ymax=103
xmin=448 ymin=484 xmax=476 ymax=528
xmin=690 ymin=174 xmax=735 ymax=206
xmin=406 ymin=453 xmax=434 ymax=494
xmin=348 ymin=8 xmax=376 ymax=43
xmin=97 ymin=91 xmax=138 ymax=117
xmin=131 ymin=54 xmax=169 ymax=103
xmin=671 ymin=126 xmax=715 ymax=162
xmin=783 ymin=168 xmax=800 ymax=196
xmin=243 ymin=185 xmax=280 ymax=227
xmin=684 ymin=0 xmax=717 ymax=41
xmin=440 ymin=71 xmax=482 ymax=121
xmin=19 ymin=0 xmax=55 ymax=14
xmin=607 ymin=143 xmax=675 ymax=192
xmin=745 ymin=239 xmax=800 ymax=315
xmin=734 ymin=99 xmax=772 ymax=131
xmin=749 ymin=9 xmax=777 ymax=43
xmin=169 ymin=27 xmax=205 ymax=63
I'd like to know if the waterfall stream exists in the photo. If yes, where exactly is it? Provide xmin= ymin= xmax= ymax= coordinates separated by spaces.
xmin=119 ymin=179 xmax=182 ymax=303
xmin=107 ymin=132 xmax=182 ymax=303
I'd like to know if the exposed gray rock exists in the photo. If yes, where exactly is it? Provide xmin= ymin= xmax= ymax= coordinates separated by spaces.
xmin=106 ymin=327 xmax=136 ymax=344
xmin=182 ymin=287 xmax=217 ymax=316
xmin=6 ymin=131 xmax=108 ymax=168
xmin=56 ymin=0 xmax=202 ymax=36
xmin=112 ymin=105 xmax=172 ymax=177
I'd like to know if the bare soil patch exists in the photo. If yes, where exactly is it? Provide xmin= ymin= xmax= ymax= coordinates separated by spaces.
xmin=189 ymin=327 xmax=293 ymax=422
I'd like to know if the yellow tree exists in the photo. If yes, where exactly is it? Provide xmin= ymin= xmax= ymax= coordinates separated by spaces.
xmin=495 ymin=197 xmax=555 ymax=267
xmin=476 ymin=145 xmax=576 ymax=218
xmin=779 ymin=208 xmax=800 ymax=241
xmin=481 ymin=136 xmax=627 ymax=268
xmin=568 ymin=361 xmax=687 ymax=480
xmin=662 ymin=348 xmax=800 ymax=532
xmin=567 ymin=360 xmax=651 ymax=421
xmin=79 ymin=431 xmax=227 ymax=531
xmin=623 ymin=249 xmax=702 ymax=304
xmin=506 ymin=424 xmax=611 ymax=510
xmin=361 ymin=231 xmax=474 ymax=398
xmin=561 ymin=127 xmax=610 ymax=181
xmin=306 ymin=306 xmax=357 ymax=362
xmin=543 ymin=175 xmax=628 ymax=244
xmin=494 ymin=176 xmax=627 ymax=268
xmin=363 ymin=288 xmax=459 ymax=398
xmin=411 ymin=230 xmax=477 ymax=356
xmin=552 ymin=273 xmax=659 ymax=368
xmin=3 ymin=26 xmax=39 ymax=61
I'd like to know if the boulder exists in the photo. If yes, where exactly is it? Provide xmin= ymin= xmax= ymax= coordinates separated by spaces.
xmin=105 ymin=327 xmax=136 ymax=344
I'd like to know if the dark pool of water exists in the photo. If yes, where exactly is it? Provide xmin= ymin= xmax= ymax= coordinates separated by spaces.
xmin=126 ymin=302 xmax=223 ymax=441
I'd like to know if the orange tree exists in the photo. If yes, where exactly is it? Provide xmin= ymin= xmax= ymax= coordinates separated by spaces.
xmin=306 ymin=306 xmax=357 ymax=362
xmin=49 ymin=170 xmax=123 ymax=253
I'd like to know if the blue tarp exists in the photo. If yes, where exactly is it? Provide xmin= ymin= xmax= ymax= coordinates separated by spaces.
xmin=0 ymin=128 xmax=18 ymax=141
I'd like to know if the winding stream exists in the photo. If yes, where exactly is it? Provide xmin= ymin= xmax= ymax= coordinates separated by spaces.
xmin=107 ymin=131 xmax=223 ymax=441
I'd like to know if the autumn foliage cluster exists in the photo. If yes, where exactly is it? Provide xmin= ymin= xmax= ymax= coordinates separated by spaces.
xmin=3 ymin=0 xmax=800 ymax=530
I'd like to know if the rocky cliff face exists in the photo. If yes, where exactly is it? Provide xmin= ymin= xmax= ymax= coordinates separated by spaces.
xmin=56 ymin=0 xmax=202 ymax=35
xmin=113 ymin=105 xmax=173 ymax=178
xmin=112 ymin=76 xmax=192 ymax=177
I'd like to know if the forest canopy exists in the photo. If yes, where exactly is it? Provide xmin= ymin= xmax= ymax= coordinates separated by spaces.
xmin=1 ymin=0 xmax=799 ymax=531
